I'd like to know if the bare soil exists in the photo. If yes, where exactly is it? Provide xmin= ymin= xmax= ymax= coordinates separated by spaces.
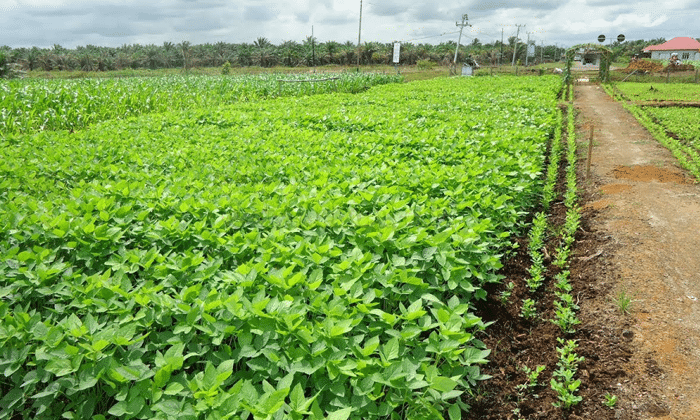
xmin=466 ymin=83 xmax=700 ymax=419
xmin=573 ymin=84 xmax=700 ymax=419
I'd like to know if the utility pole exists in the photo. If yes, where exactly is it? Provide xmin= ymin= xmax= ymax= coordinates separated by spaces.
xmin=541 ymin=40 xmax=544 ymax=64
xmin=453 ymin=14 xmax=471 ymax=66
xmin=500 ymin=28 xmax=504 ymax=66
xmin=357 ymin=0 xmax=362 ymax=68
xmin=312 ymin=25 xmax=315 ymax=68
xmin=511 ymin=24 xmax=524 ymax=66
xmin=525 ymin=32 xmax=531 ymax=66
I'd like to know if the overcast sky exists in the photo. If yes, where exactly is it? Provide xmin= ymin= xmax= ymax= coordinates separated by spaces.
xmin=1 ymin=0 xmax=698 ymax=49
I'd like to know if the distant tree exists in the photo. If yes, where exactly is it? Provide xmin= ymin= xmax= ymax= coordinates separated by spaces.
xmin=340 ymin=41 xmax=356 ymax=65
xmin=280 ymin=40 xmax=302 ymax=67
xmin=302 ymin=36 xmax=316 ymax=66
xmin=323 ymin=41 xmax=340 ymax=65
xmin=254 ymin=37 xmax=272 ymax=67
xmin=0 ymin=50 xmax=8 ymax=78
xmin=237 ymin=44 xmax=254 ymax=67
xmin=162 ymin=41 xmax=177 ymax=68
xmin=180 ymin=41 xmax=191 ymax=72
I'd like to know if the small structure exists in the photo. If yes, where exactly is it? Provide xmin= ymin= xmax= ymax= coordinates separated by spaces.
xmin=565 ymin=44 xmax=612 ymax=82
xmin=573 ymin=48 xmax=602 ymax=66
xmin=461 ymin=56 xmax=479 ymax=77
xmin=644 ymin=37 xmax=700 ymax=62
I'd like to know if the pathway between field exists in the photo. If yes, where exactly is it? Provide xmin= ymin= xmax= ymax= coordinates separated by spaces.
xmin=576 ymin=84 xmax=700 ymax=419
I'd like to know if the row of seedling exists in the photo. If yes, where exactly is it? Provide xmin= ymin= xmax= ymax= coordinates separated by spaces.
xmin=553 ymin=106 xmax=582 ymax=269
xmin=549 ymin=104 xmax=584 ymax=409
xmin=550 ymin=338 xmax=584 ymax=409
xmin=519 ymin=108 xmax=564 ymax=309
xmin=512 ymin=104 xmax=583 ymax=416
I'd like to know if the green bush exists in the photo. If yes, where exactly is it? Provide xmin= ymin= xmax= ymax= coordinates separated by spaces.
xmin=221 ymin=61 xmax=231 ymax=75
xmin=417 ymin=59 xmax=435 ymax=70
xmin=0 ymin=51 xmax=8 ymax=78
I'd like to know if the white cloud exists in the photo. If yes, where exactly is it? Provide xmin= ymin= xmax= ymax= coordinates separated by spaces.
xmin=0 ymin=0 xmax=697 ymax=48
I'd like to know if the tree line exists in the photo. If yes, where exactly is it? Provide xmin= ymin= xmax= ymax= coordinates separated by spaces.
xmin=0 ymin=36 xmax=680 ymax=75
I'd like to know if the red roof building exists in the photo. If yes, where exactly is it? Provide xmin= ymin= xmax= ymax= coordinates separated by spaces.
xmin=644 ymin=37 xmax=700 ymax=61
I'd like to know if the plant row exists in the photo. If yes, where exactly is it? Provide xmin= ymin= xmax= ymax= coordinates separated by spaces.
xmin=0 ymin=72 xmax=402 ymax=137
xmin=548 ymin=105 xmax=584 ymax=409
xmin=0 ymin=77 xmax=562 ymax=419
xmin=515 ymin=103 xmax=584 ymax=414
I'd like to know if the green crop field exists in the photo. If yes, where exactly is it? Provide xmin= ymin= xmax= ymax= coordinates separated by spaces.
xmin=614 ymin=82 xmax=700 ymax=102
xmin=643 ymin=107 xmax=700 ymax=144
xmin=0 ymin=75 xmax=562 ymax=419
xmin=0 ymin=73 xmax=401 ymax=136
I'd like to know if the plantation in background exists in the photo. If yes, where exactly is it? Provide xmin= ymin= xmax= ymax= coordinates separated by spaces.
xmin=0 ymin=72 xmax=401 ymax=136
xmin=0 ymin=76 xmax=561 ymax=419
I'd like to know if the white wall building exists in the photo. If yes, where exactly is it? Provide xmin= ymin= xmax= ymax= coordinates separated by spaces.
xmin=644 ymin=37 xmax=700 ymax=61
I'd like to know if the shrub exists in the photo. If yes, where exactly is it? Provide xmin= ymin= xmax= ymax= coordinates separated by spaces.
xmin=221 ymin=61 xmax=232 ymax=75
xmin=417 ymin=59 xmax=435 ymax=70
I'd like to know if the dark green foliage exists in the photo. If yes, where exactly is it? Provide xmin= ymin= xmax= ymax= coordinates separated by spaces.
xmin=0 ymin=77 xmax=561 ymax=419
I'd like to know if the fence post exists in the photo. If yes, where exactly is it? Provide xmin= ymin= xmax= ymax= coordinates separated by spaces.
xmin=696 ymin=68 xmax=699 ymax=84
xmin=587 ymin=124 xmax=594 ymax=178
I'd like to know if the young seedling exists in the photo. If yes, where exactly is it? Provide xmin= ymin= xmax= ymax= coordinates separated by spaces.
xmin=523 ymin=364 xmax=546 ymax=389
xmin=500 ymin=282 xmax=515 ymax=306
xmin=520 ymin=299 xmax=537 ymax=320
xmin=551 ymin=338 xmax=584 ymax=409
xmin=551 ymin=300 xmax=581 ymax=334
xmin=603 ymin=393 xmax=617 ymax=409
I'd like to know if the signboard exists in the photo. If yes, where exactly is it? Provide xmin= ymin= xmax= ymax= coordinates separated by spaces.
xmin=617 ymin=34 xmax=625 ymax=43
xmin=527 ymin=44 xmax=535 ymax=57
xmin=393 ymin=42 xmax=401 ymax=64
xmin=597 ymin=34 xmax=606 ymax=43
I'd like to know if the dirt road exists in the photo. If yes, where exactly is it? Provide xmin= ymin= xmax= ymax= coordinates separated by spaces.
xmin=575 ymin=84 xmax=700 ymax=419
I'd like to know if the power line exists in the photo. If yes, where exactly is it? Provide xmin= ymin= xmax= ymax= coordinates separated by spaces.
xmin=401 ymin=30 xmax=461 ymax=43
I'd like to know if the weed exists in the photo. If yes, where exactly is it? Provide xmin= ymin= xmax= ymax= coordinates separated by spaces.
xmin=616 ymin=291 xmax=633 ymax=314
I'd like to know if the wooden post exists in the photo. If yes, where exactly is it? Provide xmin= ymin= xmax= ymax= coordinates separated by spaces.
xmin=666 ymin=67 xmax=670 ymax=83
xmin=587 ymin=124 xmax=594 ymax=178
xmin=696 ymin=68 xmax=699 ymax=84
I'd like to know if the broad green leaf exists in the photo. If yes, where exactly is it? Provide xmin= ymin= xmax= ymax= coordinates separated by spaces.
xmin=327 ymin=407 xmax=352 ymax=420
xmin=430 ymin=376 xmax=457 ymax=393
